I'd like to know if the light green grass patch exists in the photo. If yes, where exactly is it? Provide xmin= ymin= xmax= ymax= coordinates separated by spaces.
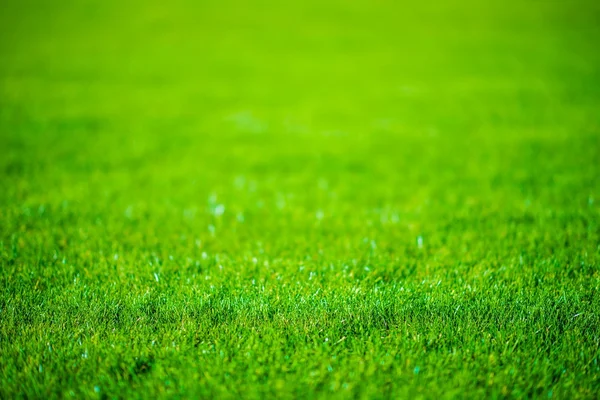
xmin=1 ymin=0 xmax=599 ymax=398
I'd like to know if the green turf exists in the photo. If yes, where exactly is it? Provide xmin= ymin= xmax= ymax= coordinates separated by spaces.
xmin=1 ymin=0 xmax=600 ymax=398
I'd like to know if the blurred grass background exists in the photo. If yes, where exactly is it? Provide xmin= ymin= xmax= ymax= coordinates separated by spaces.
xmin=1 ymin=0 xmax=600 ymax=398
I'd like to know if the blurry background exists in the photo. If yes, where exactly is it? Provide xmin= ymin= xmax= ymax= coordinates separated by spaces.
xmin=1 ymin=0 xmax=598 ymax=263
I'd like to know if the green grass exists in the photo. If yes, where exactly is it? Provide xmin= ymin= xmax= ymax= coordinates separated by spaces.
xmin=1 ymin=0 xmax=600 ymax=398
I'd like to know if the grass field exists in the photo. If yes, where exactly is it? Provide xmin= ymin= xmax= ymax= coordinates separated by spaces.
xmin=1 ymin=0 xmax=600 ymax=398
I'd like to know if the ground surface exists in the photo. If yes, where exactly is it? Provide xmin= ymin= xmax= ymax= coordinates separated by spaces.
xmin=1 ymin=0 xmax=600 ymax=398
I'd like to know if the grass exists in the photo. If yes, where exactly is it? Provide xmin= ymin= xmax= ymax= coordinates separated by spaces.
xmin=1 ymin=0 xmax=600 ymax=398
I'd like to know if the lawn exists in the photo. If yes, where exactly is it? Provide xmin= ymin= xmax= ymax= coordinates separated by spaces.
xmin=1 ymin=0 xmax=599 ymax=398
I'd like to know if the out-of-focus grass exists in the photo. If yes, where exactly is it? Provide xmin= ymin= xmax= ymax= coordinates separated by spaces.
xmin=1 ymin=0 xmax=599 ymax=398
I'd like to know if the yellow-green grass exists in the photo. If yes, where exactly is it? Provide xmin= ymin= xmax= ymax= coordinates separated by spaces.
xmin=1 ymin=0 xmax=599 ymax=398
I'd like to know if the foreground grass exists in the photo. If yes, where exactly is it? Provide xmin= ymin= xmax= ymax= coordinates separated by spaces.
xmin=1 ymin=0 xmax=600 ymax=398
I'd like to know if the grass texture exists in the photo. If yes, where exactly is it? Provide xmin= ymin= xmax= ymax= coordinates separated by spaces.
xmin=1 ymin=0 xmax=600 ymax=398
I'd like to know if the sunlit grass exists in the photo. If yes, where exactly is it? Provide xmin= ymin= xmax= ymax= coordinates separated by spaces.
xmin=1 ymin=0 xmax=599 ymax=398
